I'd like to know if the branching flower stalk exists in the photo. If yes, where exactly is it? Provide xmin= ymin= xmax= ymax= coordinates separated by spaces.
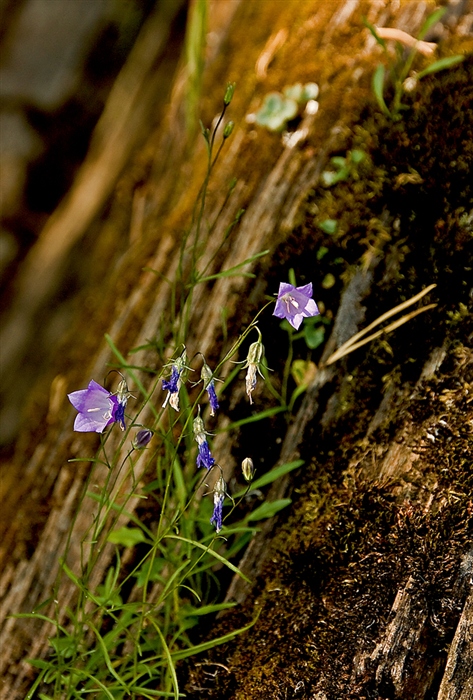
xmin=23 ymin=79 xmax=440 ymax=699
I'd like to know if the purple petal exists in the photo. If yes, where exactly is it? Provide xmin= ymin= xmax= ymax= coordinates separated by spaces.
xmin=273 ymin=298 xmax=289 ymax=319
xmin=197 ymin=441 xmax=215 ymax=470
xmin=210 ymin=498 xmax=223 ymax=532
xmin=207 ymin=382 xmax=219 ymax=415
xmin=295 ymin=282 xmax=313 ymax=297
xmin=110 ymin=396 xmax=125 ymax=430
xmin=162 ymin=365 xmax=180 ymax=393
xmin=303 ymin=298 xmax=319 ymax=315
xmin=288 ymin=313 xmax=304 ymax=330
xmin=277 ymin=282 xmax=296 ymax=296
xmin=74 ymin=412 xmax=109 ymax=433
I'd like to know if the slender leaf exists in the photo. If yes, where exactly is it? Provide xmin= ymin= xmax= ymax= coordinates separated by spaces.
xmin=417 ymin=55 xmax=464 ymax=79
xmin=149 ymin=620 xmax=180 ymax=700
xmin=372 ymin=64 xmax=391 ymax=117
xmin=196 ymin=250 xmax=269 ymax=284
xmin=247 ymin=498 xmax=292 ymax=521
xmin=363 ymin=17 xmax=387 ymax=50
xmin=223 ymin=405 xmax=287 ymax=431
xmin=164 ymin=535 xmax=251 ymax=582
xmin=417 ymin=7 xmax=445 ymax=40
xmin=170 ymin=612 xmax=260 ymax=660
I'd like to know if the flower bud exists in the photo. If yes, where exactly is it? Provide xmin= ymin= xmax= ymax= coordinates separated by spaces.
xmin=242 ymin=457 xmax=255 ymax=482
xmin=223 ymin=121 xmax=234 ymax=139
xmin=134 ymin=429 xmax=153 ymax=449
xmin=224 ymin=82 xmax=236 ymax=105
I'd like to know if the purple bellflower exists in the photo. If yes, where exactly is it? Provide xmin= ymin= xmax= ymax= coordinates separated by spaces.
xmin=193 ymin=413 xmax=215 ymax=470
xmin=210 ymin=476 xmax=226 ymax=533
xmin=201 ymin=361 xmax=220 ymax=416
xmin=68 ymin=380 xmax=123 ymax=433
xmin=273 ymin=282 xmax=319 ymax=330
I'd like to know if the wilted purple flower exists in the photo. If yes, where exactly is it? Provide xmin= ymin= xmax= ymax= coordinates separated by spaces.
xmin=242 ymin=331 xmax=266 ymax=405
xmin=201 ymin=361 xmax=220 ymax=416
xmin=193 ymin=414 xmax=215 ymax=470
xmin=197 ymin=441 xmax=215 ymax=470
xmin=68 ymin=380 xmax=121 ymax=433
xmin=113 ymin=378 xmax=132 ymax=431
xmin=133 ymin=428 xmax=153 ymax=449
xmin=162 ymin=350 xmax=188 ymax=411
xmin=273 ymin=282 xmax=319 ymax=330
xmin=210 ymin=476 xmax=226 ymax=533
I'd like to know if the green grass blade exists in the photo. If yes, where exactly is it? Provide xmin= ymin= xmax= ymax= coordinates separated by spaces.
xmin=417 ymin=55 xmax=464 ymax=79
xmin=170 ymin=612 xmax=260 ymax=660
xmin=363 ymin=17 xmax=387 ymax=50
xmin=164 ymin=535 xmax=251 ymax=582
xmin=417 ymin=7 xmax=445 ymax=40
xmin=148 ymin=620 xmax=180 ymax=699
xmin=196 ymin=249 xmax=270 ymax=284
xmin=247 ymin=498 xmax=292 ymax=521
xmin=86 ymin=620 xmax=129 ymax=691
xmin=223 ymin=405 xmax=288 ymax=431
xmin=372 ymin=64 xmax=391 ymax=117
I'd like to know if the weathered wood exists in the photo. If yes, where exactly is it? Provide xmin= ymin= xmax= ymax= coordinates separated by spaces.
xmin=1 ymin=1 xmax=472 ymax=698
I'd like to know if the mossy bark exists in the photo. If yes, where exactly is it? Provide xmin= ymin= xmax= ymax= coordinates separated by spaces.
xmin=0 ymin=1 xmax=472 ymax=698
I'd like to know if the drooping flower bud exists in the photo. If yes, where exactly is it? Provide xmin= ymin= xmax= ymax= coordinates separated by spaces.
xmin=242 ymin=457 xmax=255 ymax=482
xmin=133 ymin=429 xmax=153 ymax=449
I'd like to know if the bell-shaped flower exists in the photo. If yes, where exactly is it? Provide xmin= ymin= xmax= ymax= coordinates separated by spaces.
xmin=273 ymin=282 xmax=319 ymax=330
xmin=68 ymin=380 xmax=122 ymax=433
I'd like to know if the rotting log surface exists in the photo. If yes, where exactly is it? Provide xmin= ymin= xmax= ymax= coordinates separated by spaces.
xmin=1 ymin=1 xmax=472 ymax=699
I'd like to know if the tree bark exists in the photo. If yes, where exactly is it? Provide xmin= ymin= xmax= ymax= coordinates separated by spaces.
xmin=1 ymin=1 xmax=472 ymax=698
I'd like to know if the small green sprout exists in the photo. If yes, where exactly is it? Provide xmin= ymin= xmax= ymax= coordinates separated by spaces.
xmin=365 ymin=8 xmax=465 ymax=119
xmin=318 ymin=219 xmax=338 ymax=235
xmin=321 ymin=149 xmax=366 ymax=187
xmin=254 ymin=82 xmax=319 ymax=132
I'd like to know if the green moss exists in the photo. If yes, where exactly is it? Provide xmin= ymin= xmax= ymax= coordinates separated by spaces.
xmin=180 ymin=45 xmax=473 ymax=700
